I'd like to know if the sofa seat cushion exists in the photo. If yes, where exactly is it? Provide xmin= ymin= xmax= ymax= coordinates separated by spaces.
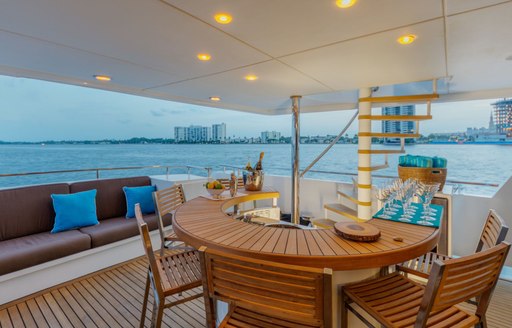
xmin=0 ymin=230 xmax=91 ymax=276
xmin=79 ymin=213 xmax=171 ymax=248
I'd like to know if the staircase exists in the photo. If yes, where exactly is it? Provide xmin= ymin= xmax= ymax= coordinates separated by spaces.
xmin=322 ymin=92 xmax=438 ymax=223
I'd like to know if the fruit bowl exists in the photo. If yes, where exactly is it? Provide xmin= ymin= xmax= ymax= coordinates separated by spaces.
xmin=206 ymin=188 xmax=224 ymax=198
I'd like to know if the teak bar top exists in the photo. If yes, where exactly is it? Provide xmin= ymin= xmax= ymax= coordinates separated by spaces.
xmin=173 ymin=190 xmax=440 ymax=271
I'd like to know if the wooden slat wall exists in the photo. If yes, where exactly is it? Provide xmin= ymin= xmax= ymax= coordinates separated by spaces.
xmin=0 ymin=256 xmax=511 ymax=327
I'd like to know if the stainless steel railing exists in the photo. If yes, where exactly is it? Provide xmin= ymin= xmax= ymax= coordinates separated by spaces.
xmin=218 ymin=164 xmax=500 ymax=189
xmin=0 ymin=165 xmax=212 ymax=180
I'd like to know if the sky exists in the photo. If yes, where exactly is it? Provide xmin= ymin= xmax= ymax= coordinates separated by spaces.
xmin=0 ymin=75 xmax=499 ymax=142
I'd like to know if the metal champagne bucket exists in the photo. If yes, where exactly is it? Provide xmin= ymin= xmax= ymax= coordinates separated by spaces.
xmin=244 ymin=170 xmax=264 ymax=191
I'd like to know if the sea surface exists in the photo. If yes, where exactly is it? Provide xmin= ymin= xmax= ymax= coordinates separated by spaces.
xmin=0 ymin=144 xmax=511 ymax=196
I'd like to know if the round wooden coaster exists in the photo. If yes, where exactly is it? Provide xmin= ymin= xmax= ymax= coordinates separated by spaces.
xmin=334 ymin=222 xmax=381 ymax=242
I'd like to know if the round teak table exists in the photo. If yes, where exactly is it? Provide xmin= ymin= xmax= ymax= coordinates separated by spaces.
xmin=173 ymin=190 xmax=440 ymax=327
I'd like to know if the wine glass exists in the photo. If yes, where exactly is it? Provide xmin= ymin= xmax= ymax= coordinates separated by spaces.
xmin=421 ymin=183 xmax=440 ymax=221
xmin=375 ymin=188 xmax=395 ymax=219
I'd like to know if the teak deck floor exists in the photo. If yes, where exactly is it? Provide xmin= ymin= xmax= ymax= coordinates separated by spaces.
xmin=1 ymin=255 xmax=511 ymax=328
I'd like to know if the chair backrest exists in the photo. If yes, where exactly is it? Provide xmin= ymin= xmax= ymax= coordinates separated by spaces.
xmin=476 ymin=209 xmax=509 ymax=252
xmin=416 ymin=242 xmax=510 ymax=327
xmin=199 ymin=246 xmax=332 ymax=328
xmin=153 ymin=184 xmax=186 ymax=239
xmin=217 ymin=177 xmax=244 ymax=189
xmin=135 ymin=204 xmax=164 ymax=297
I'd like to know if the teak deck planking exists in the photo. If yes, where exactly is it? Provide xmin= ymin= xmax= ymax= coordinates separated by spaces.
xmin=173 ymin=191 xmax=440 ymax=270
xmin=1 ymin=255 xmax=511 ymax=328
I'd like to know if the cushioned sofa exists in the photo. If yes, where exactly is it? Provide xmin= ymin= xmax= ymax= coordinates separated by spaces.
xmin=0 ymin=176 xmax=171 ymax=276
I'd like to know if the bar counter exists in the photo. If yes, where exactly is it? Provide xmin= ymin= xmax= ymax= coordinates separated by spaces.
xmin=173 ymin=190 xmax=439 ymax=271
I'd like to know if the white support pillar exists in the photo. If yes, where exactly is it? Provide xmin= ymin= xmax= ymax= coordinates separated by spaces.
xmin=358 ymin=88 xmax=373 ymax=220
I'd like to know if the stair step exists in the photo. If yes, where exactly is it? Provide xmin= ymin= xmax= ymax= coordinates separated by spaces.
xmin=359 ymin=115 xmax=432 ymax=121
xmin=324 ymin=203 xmax=361 ymax=221
xmin=337 ymin=190 xmax=372 ymax=206
xmin=359 ymin=94 xmax=439 ymax=103
xmin=358 ymin=164 xmax=389 ymax=171
xmin=358 ymin=132 xmax=420 ymax=138
xmin=358 ymin=149 xmax=405 ymax=154
xmin=310 ymin=218 xmax=337 ymax=229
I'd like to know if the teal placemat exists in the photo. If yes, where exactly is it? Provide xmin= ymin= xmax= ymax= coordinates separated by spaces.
xmin=373 ymin=203 xmax=443 ymax=228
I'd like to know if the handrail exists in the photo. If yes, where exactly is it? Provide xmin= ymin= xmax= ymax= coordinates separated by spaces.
xmin=304 ymin=169 xmax=500 ymax=187
xmin=0 ymin=165 xmax=212 ymax=180
xmin=300 ymin=110 xmax=359 ymax=177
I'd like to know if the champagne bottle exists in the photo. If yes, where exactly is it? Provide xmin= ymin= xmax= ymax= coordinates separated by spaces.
xmin=245 ymin=158 xmax=253 ymax=172
xmin=255 ymin=152 xmax=264 ymax=171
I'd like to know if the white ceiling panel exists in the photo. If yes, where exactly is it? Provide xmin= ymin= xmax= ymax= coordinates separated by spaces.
xmin=165 ymin=0 xmax=443 ymax=57
xmin=447 ymin=2 xmax=512 ymax=93
xmin=280 ymin=19 xmax=446 ymax=91
xmin=0 ymin=31 xmax=177 ymax=89
xmin=0 ymin=0 xmax=270 ymax=83
xmin=150 ymin=60 xmax=332 ymax=113
xmin=445 ymin=0 xmax=510 ymax=15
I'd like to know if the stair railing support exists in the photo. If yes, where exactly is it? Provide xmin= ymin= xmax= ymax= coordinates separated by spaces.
xmin=358 ymin=88 xmax=373 ymax=220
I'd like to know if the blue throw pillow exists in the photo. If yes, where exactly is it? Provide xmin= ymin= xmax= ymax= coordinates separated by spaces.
xmin=123 ymin=185 xmax=156 ymax=218
xmin=51 ymin=189 xmax=99 ymax=233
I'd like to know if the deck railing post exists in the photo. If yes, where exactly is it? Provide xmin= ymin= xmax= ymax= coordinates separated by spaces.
xmin=291 ymin=95 xmax=302 ymax=225
xmin=96 ymin=169 xmax=100 ymax=179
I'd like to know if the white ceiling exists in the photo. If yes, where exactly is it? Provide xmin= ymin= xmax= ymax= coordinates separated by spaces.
xmin=0 ymin=0 xmax=511 ymax=115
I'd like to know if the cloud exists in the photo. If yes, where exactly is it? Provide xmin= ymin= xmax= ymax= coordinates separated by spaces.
xmin=150 ymin=107 xmax=198 ymax=117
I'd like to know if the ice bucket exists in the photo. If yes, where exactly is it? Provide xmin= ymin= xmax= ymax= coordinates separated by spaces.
xmin=244 ymin=170 xmax=264 ymax=191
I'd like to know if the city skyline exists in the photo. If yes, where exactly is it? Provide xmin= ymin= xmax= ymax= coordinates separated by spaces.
xmin=0 ymin=75 xmax=502 ymax=142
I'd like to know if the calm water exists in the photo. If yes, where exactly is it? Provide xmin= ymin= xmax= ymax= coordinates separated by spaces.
xmin=0 ymin=144 xmax=511 ymax=195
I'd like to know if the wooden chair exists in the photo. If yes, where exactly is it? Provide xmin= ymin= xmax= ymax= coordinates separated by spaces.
xmin=135 ymin=204 xmax=202 ymax=328
xmin=199 ymin=246 xmax=332 ymax=328
xmin=398 ymin=209 xmax=509 ymax=278
xmin=341 ymin=242 xmax=510 ymax=328
xmin=217 ymin=177 xmax=245 ymax=189
xmin=153 ymin=184 xmax=193 ymax=255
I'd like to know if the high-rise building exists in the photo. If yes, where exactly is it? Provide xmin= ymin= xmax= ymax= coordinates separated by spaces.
xmin=492 ymin=98 xmax=512 ymax=135
xmin=174 ymin=126 xmax=187 ymax=142
xmin=174 ymin=124 xmax=223 ymax=142
xmin=261 ymin=131 xmax=281 ymax=143
xmin=381 ymin=105 xmax=415 ymax=144
xmin=212 ymin=123 xmax=227 ymax=142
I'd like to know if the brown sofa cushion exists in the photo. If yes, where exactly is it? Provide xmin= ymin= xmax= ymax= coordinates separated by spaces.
xmin=0 ymin=230 xmax=91 ymax=275
xmin=0 ymin=183 xmax=69 ymax=241
xmin=79 ymin=213 xmax=171 ymax=248
xmin=69 ymin=176 xmax=150 ymax=220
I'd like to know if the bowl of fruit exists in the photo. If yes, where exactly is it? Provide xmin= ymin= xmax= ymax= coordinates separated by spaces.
xmin=205 ymin=180 xmax=225 ymax=198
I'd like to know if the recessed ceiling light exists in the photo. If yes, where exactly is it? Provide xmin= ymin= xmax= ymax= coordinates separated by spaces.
xmin=335 ymin=0 xmax=358 ymax=8
xmin=209 ymin=96 xmax=221 ymax=102
xmin=397 ymin=34 xmax=417 ymax=45
xmin=197 ymin=53 xmax=211 ymax=61
xmin=244 ymin=75 xmax=258 ymax=81
xmin=94 ymin=75 xmax=111 ymax=82
xmin=214 ymin=13 xmax=232 ymax=24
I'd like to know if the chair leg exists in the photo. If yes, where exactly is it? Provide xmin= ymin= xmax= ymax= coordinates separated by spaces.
xmin=140 ymin=273 xmax=151 ymax=328
xmin=341 ymin=290 xmax=348 ymax=328
xmin=155 ymin=299 xmax=165 ymax=328
xmin=150 ymin=297 xmax=158 ymax=328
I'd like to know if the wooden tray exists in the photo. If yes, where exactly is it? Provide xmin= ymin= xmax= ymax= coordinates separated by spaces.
xmin=334 ymin=222 xmax=381 ymax=242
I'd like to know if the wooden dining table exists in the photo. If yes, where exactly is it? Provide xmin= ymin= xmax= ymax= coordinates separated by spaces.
xmin=173 ymin=189 xmax=440 ymax=327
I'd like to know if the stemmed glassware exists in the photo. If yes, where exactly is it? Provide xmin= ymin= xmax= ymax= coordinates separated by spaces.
xmin=375 ymin=187 xmax=397 ymax=219
xmin=416 ymin=183 xmax=440 ymax=225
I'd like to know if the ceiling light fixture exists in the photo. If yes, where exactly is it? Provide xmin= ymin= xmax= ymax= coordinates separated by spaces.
xmin=94 ymin=75 xmax=111 ymax=82
xmin=336 ymin=0 xmax=358 ymax=8
xmin=397 ymin=34 xmax=417 ymax=45
xmin=209 ymin=96 xmax=221 ymax=102
xmin=197 ymin=53 xmax=211 ymax=61
xmin=214 ymin=13 xmax=232 ymax=24
xmin=244 ymin=75 xmax=258 ymax=81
